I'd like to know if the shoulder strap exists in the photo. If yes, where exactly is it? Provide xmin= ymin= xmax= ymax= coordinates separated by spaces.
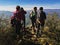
xmin=32 ymin=11 xmax=36 ymax=16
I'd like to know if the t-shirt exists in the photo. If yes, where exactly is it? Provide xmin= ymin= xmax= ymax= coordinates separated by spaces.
xmin=39 ymin=11 xmax=46 ymax=20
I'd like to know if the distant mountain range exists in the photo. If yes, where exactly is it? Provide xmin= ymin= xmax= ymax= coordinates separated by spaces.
xmin=44 ymin=9 xmax=60 ymax=16
xmin=0 ymin=9 xmax=60 ymax=25
xmin=0 ymin=11 xmax=13 ymax=18
xmin=0 ymin=9 xmax=60 ymax=19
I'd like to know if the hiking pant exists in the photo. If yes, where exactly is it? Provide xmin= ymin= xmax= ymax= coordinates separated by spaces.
xmin=31 ymin=18 xmax=37 ymax=33
xmin=40 ymin=20 xmax=45 ymax=27
xmin=31 ymin=18 xmax=37 ymax=27
xmin=37 ymin=23 xmax=41 ymax=37
xmin=15 ymin=21 xmax=22 ymax=35
xmin=37 ymin=20 xmax=45 ymax=37
xmin=38 ymin=20 xmax=45 ymax=29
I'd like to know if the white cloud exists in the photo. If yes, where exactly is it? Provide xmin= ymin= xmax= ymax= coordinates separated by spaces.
xmin=0 ymin=6 xmax=16 ymax=12
xmin=0 ymin=4 xmax=60 ymax=12
xmin=43 ymin=4 xmax=60 ymax=9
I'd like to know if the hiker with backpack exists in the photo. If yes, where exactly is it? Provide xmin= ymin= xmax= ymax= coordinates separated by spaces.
xmin=30 ymin=7 xmax=37 ymax=33
xmin=37 ymin=7 xmax=46 ymax=37
xmin=11 ymin=6 xmax=23 ymax=39
xmin=20 ymin=7 xmax=27 ymax=30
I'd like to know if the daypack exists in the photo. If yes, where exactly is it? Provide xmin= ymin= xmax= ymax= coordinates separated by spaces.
xmin=11 ymin=11 xmax=22 ymax=27
xmin=30 ymin=11 xmax=36 ymax=19
xmin=11 ymin=16 xmax=16 ymax=27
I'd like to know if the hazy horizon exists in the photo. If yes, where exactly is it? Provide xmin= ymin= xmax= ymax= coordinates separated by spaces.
xmin=0 ymin=9 xmax=60 ymax=12
xmin=0 ymin=0 xmax=60 ymax=11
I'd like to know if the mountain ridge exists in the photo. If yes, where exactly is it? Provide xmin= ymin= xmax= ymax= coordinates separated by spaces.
xmin=0 ymin=9 xmax=60 ymax=17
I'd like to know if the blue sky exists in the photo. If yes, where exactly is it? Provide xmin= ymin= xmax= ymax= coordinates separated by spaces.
xmin=0 ymin=0 xmax=60 ymax=11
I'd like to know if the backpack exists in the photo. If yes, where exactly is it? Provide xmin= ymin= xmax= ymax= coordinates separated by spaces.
xmin=11 ymin=16 xmax=16 ymax=27
xmin=30 ymin=11 xmax=36 ymax=19
xmin=11 ymin=11 xmax=21 ymax=27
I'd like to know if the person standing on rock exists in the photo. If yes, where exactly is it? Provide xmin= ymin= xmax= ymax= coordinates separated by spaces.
xmin=37 ymin=7 xmax=46 ymax=37
xmin=11 ymin=6 xmax=23 ymax=39
xmin=30 ymin=7 xmax=37 ymax=33
xmin=20 ymin=7 xmax=27 ymax=30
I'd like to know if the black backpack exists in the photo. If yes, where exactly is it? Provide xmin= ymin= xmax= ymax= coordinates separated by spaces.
xmin=11 ymin=17 xmax=17 ymax=27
